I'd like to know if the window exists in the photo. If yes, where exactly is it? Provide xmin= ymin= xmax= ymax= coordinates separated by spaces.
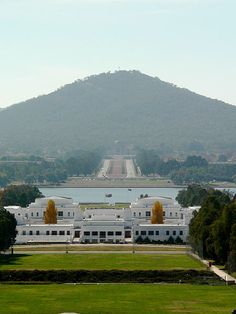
xmin=179 ymin=230 xmax=183 ymax=235
xmin=46 ymin=231 xmax=50 ymax=235
xmin=170 ymin=212 xmax=172 ymax=217
xmin=67 ymin=231 xmax=70 ymax=235
xmin=58 ymin=211 xmax=63 ymax=217
xmin=146 ymin=211 xmax=151 ymax=217
xmin=163 ymin=211 xmax=165 ymax=217
xmin=100 ymin=231 xmax=106 ymax=238
xmin=117 ymin=215 xmax=120 ymax=218
xmin=139 ymin=212 xmax=141 ymax=217
xmin=36 ymin=212 xmax=39 ymax=217
xmin=36 ymin=230 xmax=40 ymax=235
xmin=59 ymin=231 xmax=65 ymax=235
xmin=115 ymin=231 xmax=122 ymax=236
xmin=68 ymin=212 xmax=70 ymax=217
xmin=181 ymin=214 xmax=184 ymax=219
xmin=108 ymin=231 xmax=114 ymax=236
xmin=141 ymin=231 xmax=146 ymax=236
xmin=133 ymin=212 xmax=136 ymax=217
xmin=155 ymin=230 xmax=159 ymax=235
xmin=22 ymin=231 xmax=26 ymax=235
xmin=135 ymin=231 xmax=139 ymax=236
xmin=175 ymin=212 xmax=178 ymax=217
xmin=52 ymin=231 xmax=57 ymax=235
xmin=29 ymin=230 xmax=33 ymax=235
xmin=173 ymin=230 xmax=176 ymax=236
xmin=84 ymin=231 xmax=90 ymax=236
xmin=92 ymin=231 xmax=98 ymax=236
xmin=31 ymin=212 xmax=33 ymax=217
xmin=166 ymin=231 xmax=169 ymax=235
xmin=148 ymin=230 xmax=154 ymax=236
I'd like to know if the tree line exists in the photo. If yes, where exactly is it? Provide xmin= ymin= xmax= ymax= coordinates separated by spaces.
xmin=136 ymin=149 xmax=236 ymax=184
xmin=176 ymin=185 xmax=236 ymax=272
xmin=0 ymin=150 xmax=102 ymax=187
xmin=0 ymin=185 xmax=43 ymax=252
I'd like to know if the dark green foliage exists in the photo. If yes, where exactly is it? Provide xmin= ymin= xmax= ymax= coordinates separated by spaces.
xmin=136 ymin=149 xmax=161 ymax=175
xmin=0 ymin=151 xmax=102 ymax=185
xmin=175 ymin=236 xmax=184 ymax=244
xmin=136 ymin=149 xmax=236 ymax=184
xmin=0 ymin=208 xmax=17 ymax=251
xmin=176 ymin=184 xmax=232 ymax=207
xmin=176 ymin=184 xmax=208 ymax=207
xmin=0 ymin=71 xmax=236 ymax=154
xmin=184 ymin=156 xmax=208 ymax=168
xmin=64 ymin=150 xmax=102 ymax=176
xmin=171 ymin=164 xmax=236 ymax=184
xmin=142 ymin=237 xmax=151 ymax=244
xmin=0 ymin=269 xmax=217 ymax=284
xmin=227 ymin=224 xmax=236 ymax=272
xmin=0 ymin=159 xmax=67 ymax=185
xmin=0 ymin=185 xmax=43 ymax=207
xmin=166 ymin=236 xmax=175 ymax=244
xmin=135 ymin=236 xmax=184 ymax=245
xmin=189 ymin=189 xmax=236 ymax=267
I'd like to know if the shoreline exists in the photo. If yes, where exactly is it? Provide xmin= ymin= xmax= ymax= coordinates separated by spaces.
xmin=37 ymin=182 xmax=185 ymax=189
xmin=37 ymin=182 xmax=236 ymax=189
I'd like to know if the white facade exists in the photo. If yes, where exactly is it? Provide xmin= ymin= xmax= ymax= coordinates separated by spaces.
xmin=6 ymin=195 xmax=199 ymax=244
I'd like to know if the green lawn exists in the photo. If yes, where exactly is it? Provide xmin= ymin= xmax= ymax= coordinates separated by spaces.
xmin=80 ymin=203 xmax=130 ymax=210
xmin=0 ymin=284 xmax=235 ymax=314
xmin=0 ymin=253 xmax=203 ymax=270
xmin=14 ymin=244 xmax=188 ymax=252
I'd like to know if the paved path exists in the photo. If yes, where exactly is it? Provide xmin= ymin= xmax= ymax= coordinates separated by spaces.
xmin=190 ymin=253 xmax=236 ymax=284
xmin=97 ymin=159 xmax=110 ymax=178
xmin=210 ymin=265 xmax=236 ymax=284
xmin=126 ymin=159 xmax=137 ymax=178
xmin=97 ymin=157 xmax=137 ymax=178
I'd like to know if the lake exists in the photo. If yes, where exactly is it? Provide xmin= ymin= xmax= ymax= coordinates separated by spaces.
xmin=40 ymin=186 xmax=236 ymax=203
xmin=40 ymin=187 xmax=182 ymax=203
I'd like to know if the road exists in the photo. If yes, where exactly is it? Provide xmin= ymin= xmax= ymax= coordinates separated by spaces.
xmin=97 ymin=157 xmax=137 ymax=178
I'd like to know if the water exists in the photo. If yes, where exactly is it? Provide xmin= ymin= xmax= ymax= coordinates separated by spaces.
xmin=40 ymin=186 xmax=236 ymax=203
xmin=40 ymin=187 xmax=182 ymax=203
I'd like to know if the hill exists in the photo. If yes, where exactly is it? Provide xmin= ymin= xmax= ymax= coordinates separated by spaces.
xmin=0 ymin=70 xmax=236 ymax=154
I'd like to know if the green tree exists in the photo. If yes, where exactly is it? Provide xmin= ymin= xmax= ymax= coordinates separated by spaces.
xmin=0 ymin=207 xmax=17 ymax=251
xmin=176 ymin=184 xmax=208 ymax=207
xmin=227 ymin=223 xmax=236 ymax=273
xmin=184 ymin=155 xmax=208 ymax=168
xmin=189 ymin=193 xmax=230 ymax=258
xmin=0 ymin=185 xmax=43 ymax=207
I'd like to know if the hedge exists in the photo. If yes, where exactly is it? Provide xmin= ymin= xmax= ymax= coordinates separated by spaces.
xmin=0 ymin=269 xmax=221 ymax=284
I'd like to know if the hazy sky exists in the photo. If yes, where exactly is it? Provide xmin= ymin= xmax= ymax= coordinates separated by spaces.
xmin=0 ymin=0 xmax=235 ymax=107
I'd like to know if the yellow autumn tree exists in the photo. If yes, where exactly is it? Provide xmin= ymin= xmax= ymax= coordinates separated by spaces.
xmin=44 ymin=199 xmax=57 ymax=224
xmin=151 ymin=201 xmax=164 ymax=224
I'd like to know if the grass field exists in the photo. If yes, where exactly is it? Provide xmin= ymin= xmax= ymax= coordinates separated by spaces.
xmin=14 ymin=244 xmax=188 ymax=252
xmin=0 ymin=253 xmax=204 ymax=270
xmin=79 ymin=203 xmax=130 ymax=210
xmin=0 ymin=284 xmax=235 ymax=314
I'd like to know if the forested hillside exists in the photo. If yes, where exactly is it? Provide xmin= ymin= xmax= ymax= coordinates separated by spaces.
xmin=0 ymin=70 xmax=236 ymax=154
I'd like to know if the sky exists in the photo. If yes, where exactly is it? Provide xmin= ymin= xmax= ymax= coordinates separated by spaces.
xmin=0 ymin=0 xmax=235 ymax=107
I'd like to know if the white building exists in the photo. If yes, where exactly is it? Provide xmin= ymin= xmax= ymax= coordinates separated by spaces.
xmin=6 ymin=195 xmax=199 ymax=244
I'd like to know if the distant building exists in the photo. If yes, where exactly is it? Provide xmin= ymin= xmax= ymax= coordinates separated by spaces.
xmin=6 ymin=195 xmax=199 ymax=244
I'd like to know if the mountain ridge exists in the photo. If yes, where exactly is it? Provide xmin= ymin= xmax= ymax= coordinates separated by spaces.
xmin=0 ymin=70 xmax=235 ymax=154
